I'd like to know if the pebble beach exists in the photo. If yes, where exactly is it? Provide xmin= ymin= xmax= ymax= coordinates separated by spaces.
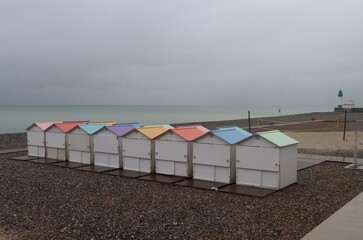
xmin=1 ymin=111 xmax=363 ymax=239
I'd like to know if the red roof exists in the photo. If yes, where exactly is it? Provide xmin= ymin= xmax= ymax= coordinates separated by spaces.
xmin=171 ymin=125 xmax=209 ymax=141
xmin=54 ymin=122 xmax=85 ymax=133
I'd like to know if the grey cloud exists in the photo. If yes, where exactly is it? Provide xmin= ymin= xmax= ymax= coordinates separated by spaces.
xmin=0 ymin=0 xmax=362 ymax=106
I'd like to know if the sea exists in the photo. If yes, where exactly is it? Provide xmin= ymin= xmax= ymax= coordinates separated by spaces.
xmin=0 ymin=105 xmax=332 ymax=134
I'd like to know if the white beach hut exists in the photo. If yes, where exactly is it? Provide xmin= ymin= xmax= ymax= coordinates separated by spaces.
xmin=122 ymin=125 xmax=173 ymax=173
xmin=154 ymin=125 xmax=209 ymax=177
xmin=193 ymin=127 xmax=252 ymax=184
xmin=67 ymin=124 xmax=106 ymax=164
xmin=27 ymin=121 xmax=61 ymax=158
xmin=236 ymin=130 xmax=298 ymax=190
xmin=45 ymin=122 xmax=86 ymax=160
xmin=92 ymin=123 xmax=141 ymax=168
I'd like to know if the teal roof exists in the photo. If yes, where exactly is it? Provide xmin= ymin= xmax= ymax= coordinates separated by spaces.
xmin=257 ymin=130 xmax=298 ymax=147
xmin=212 ymin=127 xmax=252 ymax=144
xmin=79 ymin=124 xmax=106 ymax=135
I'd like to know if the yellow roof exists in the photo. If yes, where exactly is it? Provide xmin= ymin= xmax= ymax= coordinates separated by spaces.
xmin=88 ymin=121 xmax=114 ymax=126
xmin=137 ymin=126 xmax=170 ymax=139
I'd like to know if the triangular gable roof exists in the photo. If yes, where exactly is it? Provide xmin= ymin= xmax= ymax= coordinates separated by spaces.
xmin=54 ymin=122 xmax=86 ymax=133
xmin=143 ymin=124 xmax=173 ymax=129
xmin=87 ymin=121 xmax=114 ymax=126
xmin=137 ymin=125 xmax=172 ymax=139
xmin=256 ymin=130 xmax=299 ymax=147
xmin=211 ymin=127 xmax=252 ymax=144
xmin=113 ymin=122 xmax=142 ymax=128
xmin=106 ymin=125 xmax=136 ymax=137
xmin=171 ymin=125 xmax=209 ymax=141
xmin=27 ymin=121 xmax=62 ymax=131
xmin=78 ymin=124 xmax=106 ymax=135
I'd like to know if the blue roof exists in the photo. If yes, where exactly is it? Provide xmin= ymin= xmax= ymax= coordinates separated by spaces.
xmin=212 ymin=127 xmax=252 ymax=144
xmin=79 ymin=124 xmax=106 ymax=135
xmin=113 ymin=122 xmax=142 ymax=128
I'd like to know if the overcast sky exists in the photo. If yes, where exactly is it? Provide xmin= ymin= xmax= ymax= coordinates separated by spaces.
xmin=0 ymin=0 xmax=362 ymax=106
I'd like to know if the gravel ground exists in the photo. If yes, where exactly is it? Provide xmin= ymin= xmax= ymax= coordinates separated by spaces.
xmin=1 ymin=152 xmax=363 ymax=239
xmin=1 ymin=111 xmax=363 ymax=239
xmin=0 ymin=133 xmax=26 ymax=149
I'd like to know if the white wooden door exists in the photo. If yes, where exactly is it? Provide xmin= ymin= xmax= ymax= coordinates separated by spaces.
xmin=155 ymin=141 xmax=187 ymax=162
xmin=68 ymin=135 xmax=90 ymax=152
xmin=193 ymin=143 xmax=230 ymax=167
xmin=94 ymin=135 xmax=118 ymax=154
xmin=236 ymin=146 xmax=279 ymax=171
xmin=123 ymin=156 xmax=151 ymax=173
xmin=28 ymin=132 xmax=44 ymax=146
xmin=236 ymin=168 xmax=262 ymax=186
xmin=94 ymin=152 xmax=119 ymax=168
xmin=123 ymin=138 xmax=150 ymax=159
xmin=46 ymin=132 xmax=65 ymax=148
xmin=155 ymin=141 xmax=188 ymax=176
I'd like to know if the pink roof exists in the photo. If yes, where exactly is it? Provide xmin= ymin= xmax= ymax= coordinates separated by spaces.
xmin=171 ymin=125 xmax=209 ymax=141
xmin=30 ymin=121 xmax=62 ymax=131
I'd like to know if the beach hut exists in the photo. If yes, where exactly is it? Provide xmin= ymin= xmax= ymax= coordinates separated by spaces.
xmin=236 ymin=130 xmax=298 ymax=189
xmin=27 ymin=121 xmax=62 ymax=157
xmin=193 ymin=127 xmax=252 ymax=184
xmin=45 ymin=121 xmax=86 ymax=160
xmin=92 ymin=123 xmax=141 ymax=168
xmin=67 ymin=124 xmax=106 ymax=164
xmin=122 ymin=125 xmax=173 ymax=173
xmin=154 ymin=125 xmax=209 ymax=177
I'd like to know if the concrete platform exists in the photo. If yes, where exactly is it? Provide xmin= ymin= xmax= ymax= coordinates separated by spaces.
xmin=76 ymin=165 xmax=119 ymax=173
xmin=8 ymin=155 xmax=39 ymax=161
xmin=298 ymin=153 xmax=363 ymax=164
xmin=51 ymin=162 xmax=91 ymax=169
xmin=175 ymin=179 xmax=228 ymax=190
xmin=297 ymin=159 xmax=325 ymax=171
xmin=0 ymin=148 xmax=27 ymax=155
xmin=29 ymin=158 xmax=66 ymax=164
xmin=105 ymin=169 xmax=150 ymax=178
xmin=302 ymin=192 xmax=363 ymax=240
xmin=219 ymin=184 xmax=276 ymax=197
xmin=138 ymin=174 xmax=188 ymax=184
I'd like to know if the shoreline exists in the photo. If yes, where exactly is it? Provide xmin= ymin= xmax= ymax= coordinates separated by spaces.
xmin=2 ymin=111 xmax=363 ymax=157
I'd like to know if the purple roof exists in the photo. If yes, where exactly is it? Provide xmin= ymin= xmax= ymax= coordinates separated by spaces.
xmin=106 ymin=125 xmax=135 ymax=136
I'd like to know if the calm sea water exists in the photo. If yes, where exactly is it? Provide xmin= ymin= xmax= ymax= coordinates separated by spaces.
xmin=0 ymin=105 xmax=332 ymax=133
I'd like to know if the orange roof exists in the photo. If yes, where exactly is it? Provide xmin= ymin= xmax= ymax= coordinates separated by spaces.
xmin=54 ymin=122 xmax=85 ymax=133
xmin=88 ymin=121 xmax=114 ymax=126
xmin=171 ymin=125 xmax=209 ymax=141
xmin=137 ymin=126 xmax=170 ymax=139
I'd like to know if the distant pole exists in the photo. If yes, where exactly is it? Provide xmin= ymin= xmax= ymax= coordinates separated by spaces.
xmin=248 ymin=111 xmax=251 ymax=132
xmin=343 ymin=110 xmax=347 ymax=141
xmin=353 ymin=130 xmax=358 ymax=167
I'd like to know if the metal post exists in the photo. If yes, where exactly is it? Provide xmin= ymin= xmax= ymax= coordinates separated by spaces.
xmin=353 ymin=130 xmax=358 ymax=168
xmin=343 ymin=110 xmax=347 ymax=141
xmin=248 ymin=111 xmax=251 ymax=132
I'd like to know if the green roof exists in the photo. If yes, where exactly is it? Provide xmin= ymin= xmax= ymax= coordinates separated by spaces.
xmin=257 ymin=130 xmax=298 ymax=147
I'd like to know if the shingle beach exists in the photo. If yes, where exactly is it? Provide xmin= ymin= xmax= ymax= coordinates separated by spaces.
xmin=1 ymin=111 xmax=363 ymax=239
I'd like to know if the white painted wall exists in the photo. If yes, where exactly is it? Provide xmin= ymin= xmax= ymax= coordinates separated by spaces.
xmin=93 ymin=129 xmax=120 ymax=168
xmin=155 ymin=133 xmax=189 ymax=176
xmin=236 ymin=137 xmax=298 ymax=189
xmin=279 ymin=144 xmax=297 ymax=189
xmin=192 ymin=135 xmax=233 ymax=183
xmin=68 ymin=128 xmax=91 ymax=164
xmin=27 ymin=125 xmax=45 ymax=157
xmin=122 ymin=134 xmax=152 ymax=172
